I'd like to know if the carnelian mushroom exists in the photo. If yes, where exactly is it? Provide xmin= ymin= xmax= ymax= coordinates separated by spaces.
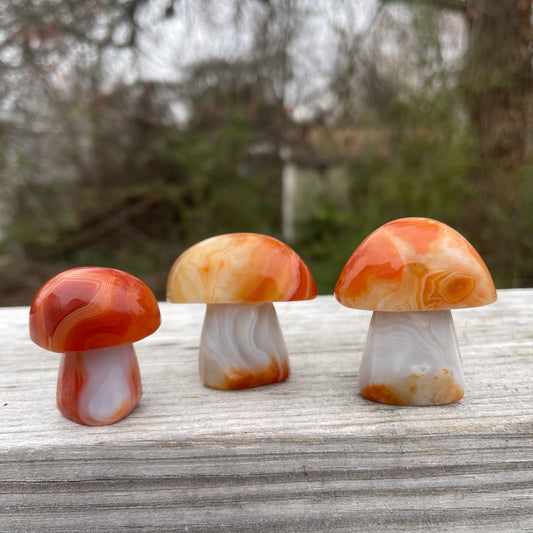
xmin=167 ymin=233 xmax=317 ymax=389
xmin=335 ymin=217 xmax=497 ymax=405
xmin=29 ymin=267 xmax=161 ymax=425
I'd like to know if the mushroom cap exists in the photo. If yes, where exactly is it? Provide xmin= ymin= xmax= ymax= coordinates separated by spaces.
xmin=167 ymin=233 xmax=317 ymax=303
xmin=335 ymin=217 xmax=497 ymax=311
xmin=29 ymin=267 xmax=161 ymax=353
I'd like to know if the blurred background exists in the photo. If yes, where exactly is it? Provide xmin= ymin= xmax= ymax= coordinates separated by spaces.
xmin=1 ymin=0 xmax=532 ymax=305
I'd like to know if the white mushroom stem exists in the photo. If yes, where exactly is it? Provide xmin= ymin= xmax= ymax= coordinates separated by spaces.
xmin=57 ymin=344 xmax=142 ymax=425
xmin=358 ymin=310 xmax=465 ymax=405
xmin=199 ymin=302 xmax=290 ymax=389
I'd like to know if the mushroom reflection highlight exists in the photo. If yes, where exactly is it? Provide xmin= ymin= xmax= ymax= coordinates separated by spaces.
xmin=167 ymin=233 xmax=317 ymax=389
xmin=29 ymin=267 xmax=161 ymax=425
xmin=335 ymin=217 xmax=497 ymax=405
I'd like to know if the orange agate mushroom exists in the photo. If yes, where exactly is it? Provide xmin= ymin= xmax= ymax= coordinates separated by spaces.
xmin=29 ymin=267 xmax=161 ymax=425
xmin=167 ymin=233 xmax=317 ymax=389
xmin=335 ymin=217 xmax=497 ymax=406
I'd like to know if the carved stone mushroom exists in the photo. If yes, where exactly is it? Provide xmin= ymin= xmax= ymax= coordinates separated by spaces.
xmin=29 ymin=267 xmax=161 ymax=425
xmin=335 ymin=217 xmax=497 ymax=405
xmin=167 ymin=233 xmax=317 ymax=389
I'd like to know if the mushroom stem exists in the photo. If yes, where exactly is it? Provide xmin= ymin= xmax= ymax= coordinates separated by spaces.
xmin=56 ymin=344 xmax=142 ymax=425
xmin=358 ymin=310 xmax=464 ymax=405
xmin=199 ymin=302 xmax=290 ymax=389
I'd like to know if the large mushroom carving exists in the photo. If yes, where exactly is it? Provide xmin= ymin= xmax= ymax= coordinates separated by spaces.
xmin=167 ymin=233 xmax=317 ymax=390
xmin=29 ymin=267 xmax=161 ymax=425
xmin=335 ymin=217 xmax=497 ymax=405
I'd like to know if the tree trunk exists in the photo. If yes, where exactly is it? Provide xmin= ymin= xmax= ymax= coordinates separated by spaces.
xmin=460 ymin=0 xmax=532 ymax=286
xmin=383 ymin=0 xmax=533 ymax=283
xmin=464 ymin=0 xmax=532 ymax=169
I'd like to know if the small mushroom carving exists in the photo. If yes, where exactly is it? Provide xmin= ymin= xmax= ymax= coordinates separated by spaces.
xmin=167 ymin=233 xmax=317 ymax=390
xmin=335 ymin=217 xmax=497 ymax=405
xmin=29 ymin=267 xmax=161 ymax=425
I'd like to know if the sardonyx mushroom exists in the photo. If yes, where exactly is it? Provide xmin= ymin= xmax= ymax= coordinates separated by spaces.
xmin=167 ymin=233 xmax=317 ymax=389
xmin=335 ymin=217 xmax=496 ymax=406
xmin=29 ymin=267 xmax=161 ymax=425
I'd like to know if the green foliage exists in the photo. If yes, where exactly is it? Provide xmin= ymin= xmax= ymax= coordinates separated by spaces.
xmin=294 ymin=3 xmax=533 ymax=293
xmin=156 ymin=112 xmax=281 ymax=243
xmin=1 ymin=107 xmax=282 ymax=303
xmin=460 ymin=158 xmax=533 ymax=288
xmin=294 ymin=123 xmax=476 ymax=294
xmin=295 ymin=34 xmax=477 ymax=294
xmin=2 ymin=1 xmax=533 ymax=306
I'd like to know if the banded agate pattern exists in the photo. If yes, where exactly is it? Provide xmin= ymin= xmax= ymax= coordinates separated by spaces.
xmin=29 ymin=267 xmax=161 ymax=352
xmin=336 ymin=217 xmax=497 ymax=406
xmin=358 ymin=310 xmax=464 ymax=405
xmin=57 ymin=345 xmax=142 ymax=426
xmin=335 ymin=217 xmax=496 ymax=311
xmin=167 ymin=233 xmax=317 ymax=390
xmin=199 ymin=303 xmax=290 ymax=390
xmin=167 ymin=233 xmax=317 ymax=304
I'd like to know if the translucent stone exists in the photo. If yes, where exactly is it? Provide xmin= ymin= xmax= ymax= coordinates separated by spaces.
xmin=335 ymin=217 xmax=496 ymax=311
xmin=358 ymin=310 xmax=464 ymax=405
xmin=199 ymin=302 xmax=289 ymax=390
xmin=167 ymin=233 xmax=317 ymax=304
xmin=57 ymin=344 xmax=142 ymax=425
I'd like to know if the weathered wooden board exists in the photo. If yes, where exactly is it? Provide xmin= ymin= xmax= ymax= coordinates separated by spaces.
xmin=1 ymin=290 xmax=532 ymax=532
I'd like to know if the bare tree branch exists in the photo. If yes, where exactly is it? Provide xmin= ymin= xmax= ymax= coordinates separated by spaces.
xmin=51 ymin=193 xmax=163 ymax=255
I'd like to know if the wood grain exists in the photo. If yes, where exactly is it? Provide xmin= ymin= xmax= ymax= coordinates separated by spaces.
xmin=1 ymin=291 xmax=533 ymax=531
